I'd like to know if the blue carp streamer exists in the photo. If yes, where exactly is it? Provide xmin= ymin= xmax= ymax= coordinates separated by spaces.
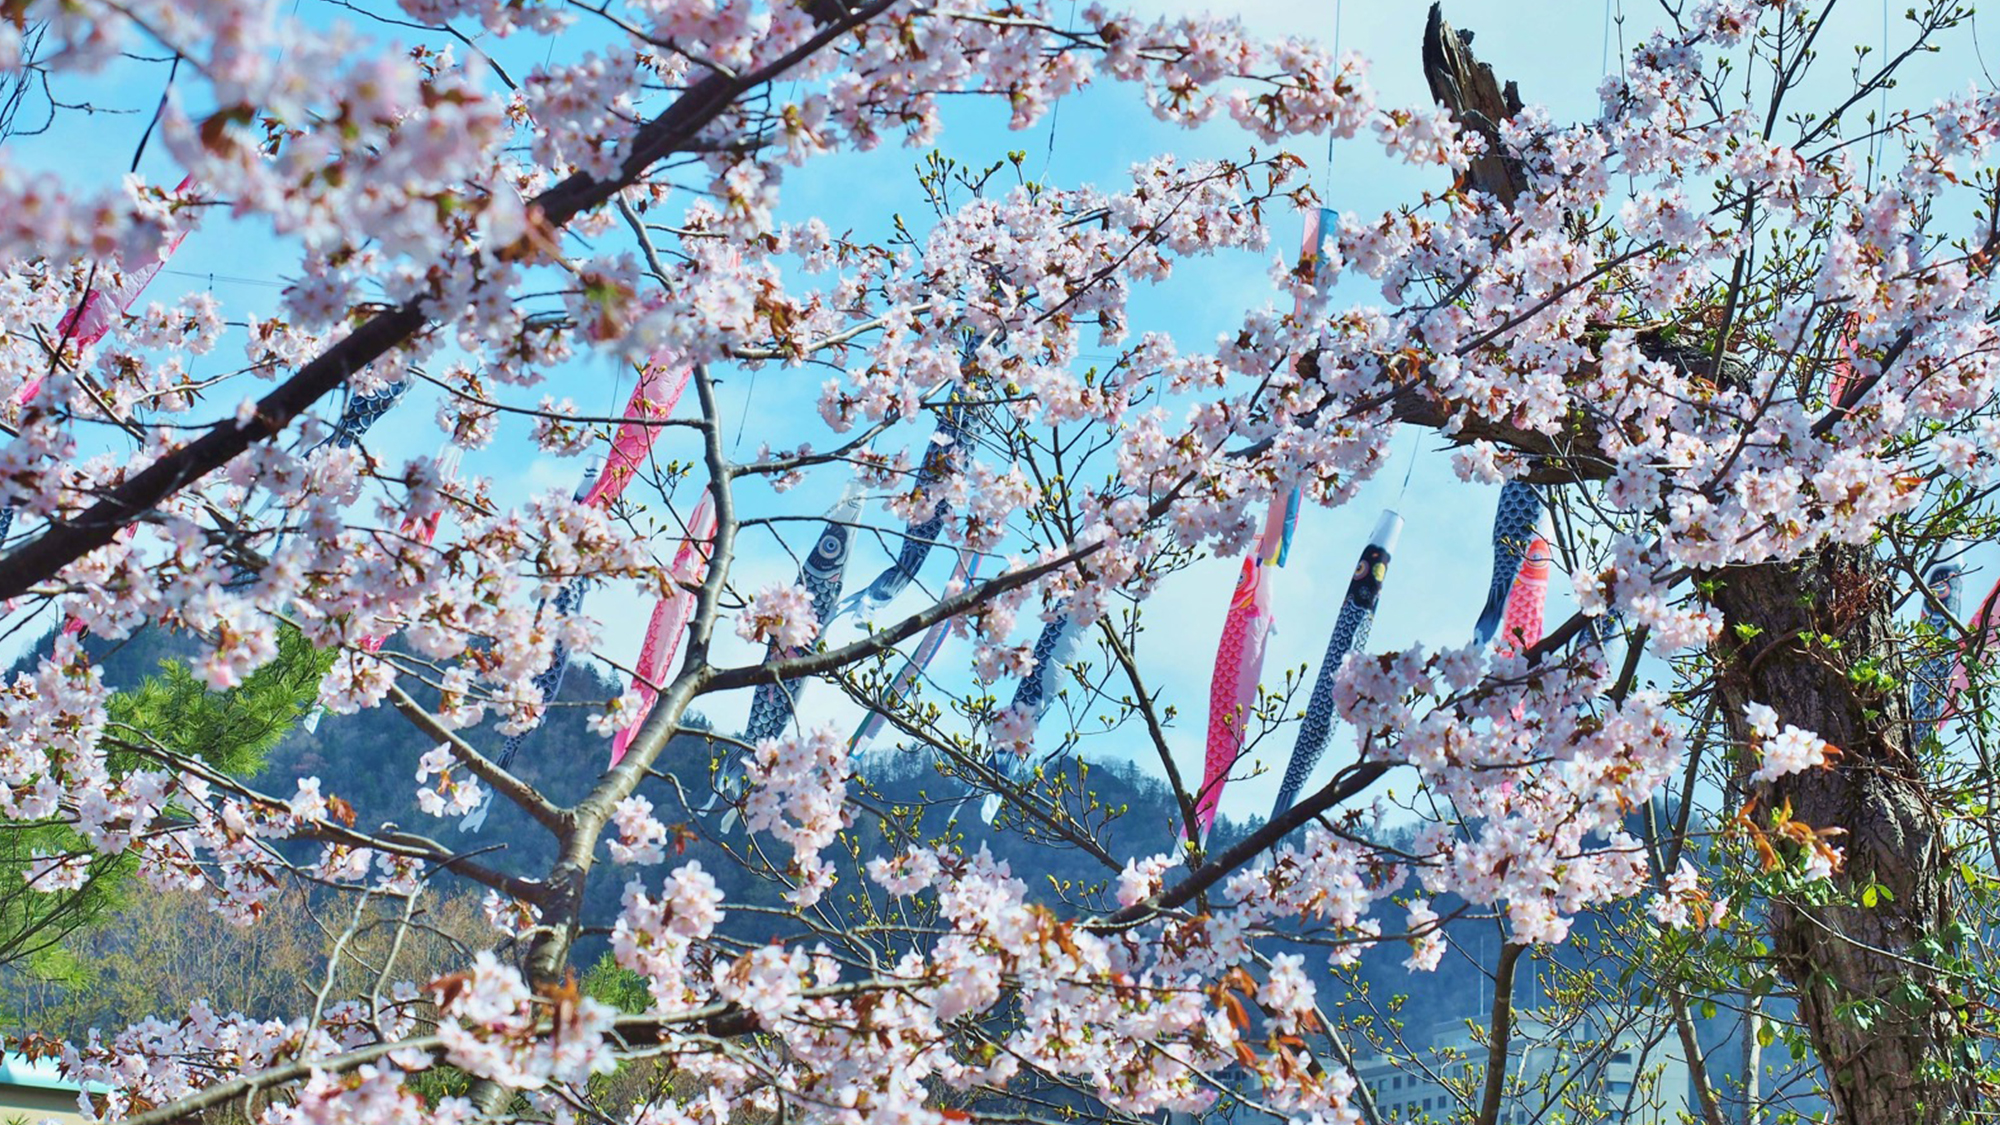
xmin=1473 ymin=481 xmax=1545 ymax=645
xmin=1912 ymin=561 xmax=1965 ymax=740
xmin=842 ymin=398 xmax=978 ymax=619
xmin=326 ymin=379 xmax=413 ymax=450
xmin=744 ymin=491 xmax=864 ymax=745
xmin=1271 ymin=510 xmax=1401 ymax=820
xmin=973 ymin=612 xmax=1084 ymax=825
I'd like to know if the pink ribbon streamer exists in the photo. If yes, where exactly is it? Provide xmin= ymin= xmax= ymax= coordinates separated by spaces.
xmin=610 ymin=488 xmax=718 ymax=765
xmin=579 ymin=357 xmax=693 ymax=511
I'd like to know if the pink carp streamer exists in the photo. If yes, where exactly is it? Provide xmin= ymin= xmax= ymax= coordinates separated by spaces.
xmin=358 ymin=442 xmax=467 ymax=655
xmin=24 ymin=174 xmax=200 ymax=406
xmin=850 ymin=549 xmax=983 ymax=749
xmin=1495 ymin=536 xmax=1552 ymax=658
xmin=579 ymin=357 xmax=692 ymax=511
xmin=1191 ymin=206 xmax=1327 ymax=836
xmin=1195 ymin=495 xmax=1293 ymax=836
xmin=35 ymin=176 xmax=199 ymax=633
xmin=1827 ymin=312 xmax=1860 ymax=410
xmin=611 ymin=489 xmax=718 ymax=765
xmin=1942 ymin=573 xmax=2000 ymax=723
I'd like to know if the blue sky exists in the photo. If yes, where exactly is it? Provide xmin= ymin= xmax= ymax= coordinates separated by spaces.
xmin=8 ymin=1 xmax=2000 ymax=827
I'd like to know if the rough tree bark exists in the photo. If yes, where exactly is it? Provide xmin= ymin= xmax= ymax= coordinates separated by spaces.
xmin=1709 ymin=550 xmax=1967 ymax=1125
xmin=1422 ymin=8 xmax=1967 ymax=1123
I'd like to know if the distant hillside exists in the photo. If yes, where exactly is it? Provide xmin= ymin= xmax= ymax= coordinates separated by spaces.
xmin=11 ymin=625 xmax=1789 ymax=1114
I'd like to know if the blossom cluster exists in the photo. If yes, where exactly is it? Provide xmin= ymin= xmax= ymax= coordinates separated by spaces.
xmin=0 ymin=0 xmax=1994 ymax=1122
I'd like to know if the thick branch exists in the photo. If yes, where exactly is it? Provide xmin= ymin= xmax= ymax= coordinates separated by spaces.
xmin=388 ymin=682 xmax=568 ymax=837
xmin=1091 ymin=760 xmax=1394 ymax=932
xmin=0 ymin=0 xmax=897 ymax=601
xmin=1379 ymin=374 xmax=1614 ymax=483
xmin=1474 ymin=942 xmax=1524 ymax=1125
xmin=1421 ymin=3 xmax=1526 ymax=205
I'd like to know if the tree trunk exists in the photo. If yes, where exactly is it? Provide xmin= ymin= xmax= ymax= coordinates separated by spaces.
xmin=1417 ymin=9 xmax=1971 ymax=1120
xmin=1709 ymin=548 xmax=1967 ymax=1124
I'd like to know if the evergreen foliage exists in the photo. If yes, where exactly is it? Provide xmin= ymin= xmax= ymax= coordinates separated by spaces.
xmin=0 ymin=625 xmax=329 ymax=994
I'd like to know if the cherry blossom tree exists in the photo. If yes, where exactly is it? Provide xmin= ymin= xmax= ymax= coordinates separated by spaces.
xmin=1 ymin=1 xmax=1998 ymax=1124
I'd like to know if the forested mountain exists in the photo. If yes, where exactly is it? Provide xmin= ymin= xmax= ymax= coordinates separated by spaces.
xmin=6 ymin=626 xmax=1284 ymax=1032
xmin=2 ymin=624 xmax=1463 ymax=1021
xmin=8 ymin=623 xmax=1793 ymax=1118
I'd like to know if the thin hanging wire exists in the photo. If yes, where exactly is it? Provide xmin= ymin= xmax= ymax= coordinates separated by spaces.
xmin=1320 ymin=0 xmax=1344 ymax=200
xmin=1616 ymin=0 xmax=1628 ymax=81
xmin=732 ymin=367 xmax=756 ymax=451
xmin=605 ymin=354 xmax=629 ymax=420
xmin=1870 ymin=0 xmax=1889 ymax=191
xmin=1973 ymin=6 xmax=1998 ymax=88
xmin=1601 ymin=0 xmax=1615 ymax=76
xmin=1038 ymin=0 xmax=1080 ymax=184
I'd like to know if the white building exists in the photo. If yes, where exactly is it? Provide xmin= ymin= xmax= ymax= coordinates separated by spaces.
xmin=1350 ymin=1012 xmax=1691 ymax=1124
xmin=0 ymin=1051 xmax=93 ymax=1125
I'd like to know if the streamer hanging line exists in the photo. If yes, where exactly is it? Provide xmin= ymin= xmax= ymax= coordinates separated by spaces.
xmin=1270 ymin=509 xmax=1401 ymax=820
xmin=973 ymin=610 xmax=1084 ymax=825
xmin=1473 ymin=480 xmax=1547 ymax=645
xmin=1912 ymin=561 xmax=1965 ymax=741
xmin=850 ymin=549 xmax=984 ymax=750
xmin=611 ymin=487 xmax=719 ymax=766
xmin=1495 ymin=534 xmax=1553 ymax=658
xmin=1192 ymin=206 xmax=1331 ymax=836
xmin=321 ymin=378 xmax=413 ymax=451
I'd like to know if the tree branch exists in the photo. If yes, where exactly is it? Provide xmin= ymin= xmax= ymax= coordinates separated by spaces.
xmin=0 ymin=0 xmax=899 ymax=602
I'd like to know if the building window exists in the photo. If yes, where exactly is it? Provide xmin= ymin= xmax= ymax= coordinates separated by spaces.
xmin=1613 ymin=1051 xmax=1633 ymax=1065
